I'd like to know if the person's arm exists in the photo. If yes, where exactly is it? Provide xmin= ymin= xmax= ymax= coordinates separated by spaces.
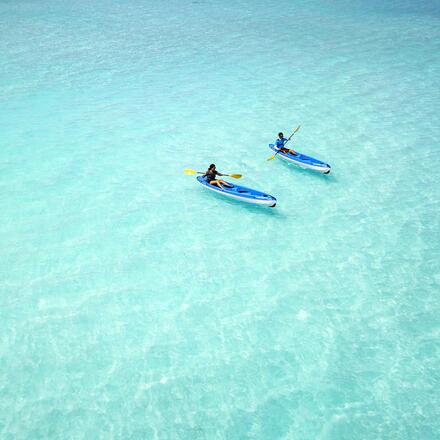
xmin=213 ymin=170 xmax=227 ymax=177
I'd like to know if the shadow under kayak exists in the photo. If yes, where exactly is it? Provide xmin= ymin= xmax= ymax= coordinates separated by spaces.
xmin=196 ymin=176 xmax=276 ymax=207
xmin=269 ymin=144 xmax=331 ymax=174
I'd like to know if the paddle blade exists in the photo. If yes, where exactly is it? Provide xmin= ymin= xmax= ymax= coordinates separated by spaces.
xmin=184 ymin=168 xmax=197 ymax=175
xmin=229 ymin=174 xmax=242 ymax=179
xmin=267 ymin=155 xmax=276 ymax=161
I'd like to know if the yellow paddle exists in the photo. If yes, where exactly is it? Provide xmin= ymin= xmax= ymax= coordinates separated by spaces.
xmin=184 ymin=168 xmax=242 ymax=179
xmin=267 ymin=125 xmax=301 ymax=161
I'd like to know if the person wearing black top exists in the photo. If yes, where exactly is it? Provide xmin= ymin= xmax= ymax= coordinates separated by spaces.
xmin=203 ymin=164 xmax=233 ymax=190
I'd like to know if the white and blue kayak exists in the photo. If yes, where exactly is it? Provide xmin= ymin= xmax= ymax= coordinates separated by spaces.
xmin=196 ymin=176 xmax=277 ymax=207
xmin=269 ymin=144 xmax=331 ymax=174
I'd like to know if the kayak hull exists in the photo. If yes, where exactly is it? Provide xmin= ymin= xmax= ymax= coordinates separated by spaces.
xmin=196 ymin=176 xmax=276 ymax=207
xmin=269 ymin=144 xmax=331 ymax=173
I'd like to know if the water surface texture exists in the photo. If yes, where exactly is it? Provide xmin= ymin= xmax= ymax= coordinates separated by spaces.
xmin=1 ymin=0 xmax=440 ymax=438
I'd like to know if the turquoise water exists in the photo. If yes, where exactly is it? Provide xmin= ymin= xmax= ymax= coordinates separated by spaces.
xmin=1 ymin=0 xmax=440 ymax=438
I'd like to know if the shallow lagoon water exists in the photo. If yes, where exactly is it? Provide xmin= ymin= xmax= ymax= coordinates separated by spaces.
xmin=1 ymin=0 xmax=440 ymax=438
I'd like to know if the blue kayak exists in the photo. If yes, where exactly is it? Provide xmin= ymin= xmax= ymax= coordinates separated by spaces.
xmin=196 ymin=176 xmax=276 ymax=207
xmin=269 ymin=144 xmax=331 ymax=173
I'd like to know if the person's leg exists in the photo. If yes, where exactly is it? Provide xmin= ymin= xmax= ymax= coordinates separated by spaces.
xmin=210 ymin=180 xmax=224 ymax=189
xmin=282 ymin=148 xmax=297 ymax=155
xmin=219 ymin=179 xmax=233 ymax=188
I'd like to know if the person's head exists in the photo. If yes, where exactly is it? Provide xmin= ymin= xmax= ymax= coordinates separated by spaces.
xmin=209 ymin=163 xmax=216 ymax=171
xmin=278 ymin=132 xmax=284 ymax=139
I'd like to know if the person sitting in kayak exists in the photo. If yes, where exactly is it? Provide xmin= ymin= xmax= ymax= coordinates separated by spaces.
xmin=203 ymin=164 xmax=233 ymax=190
xmin=276 ymin=132 xmax=297 ymax=155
